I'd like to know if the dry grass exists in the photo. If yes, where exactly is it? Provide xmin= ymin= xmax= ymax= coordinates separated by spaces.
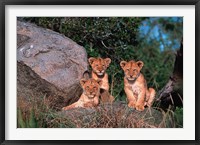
xmin=17 ymin=95 xmax=182 ymax=128
xmin=50 ymin=102 xmax=177 ymax=128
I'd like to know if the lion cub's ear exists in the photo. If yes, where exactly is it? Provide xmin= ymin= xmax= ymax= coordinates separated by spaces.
xmin=137 ymin=61 xmax=144 ymax=69
xmin=120 ymin=61 xmax=127 ymax=69
xmin=104 ymin=58 xmax=111 ymax=67
xmin=96 ymin=79 xmax=103 ymax=86
xmin=80 ymin=79 xmax=87 ymax=87
xmin=88 ymin=57 xmax=96 ymax=65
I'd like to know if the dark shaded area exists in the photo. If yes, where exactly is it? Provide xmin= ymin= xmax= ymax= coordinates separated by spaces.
xmin=156 ymin=39 xmax=183 ymax=110
xmin=17 ymin=62 xmax=69 ymax=111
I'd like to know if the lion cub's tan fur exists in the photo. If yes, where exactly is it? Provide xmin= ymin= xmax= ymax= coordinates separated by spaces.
xmin=120 ymin=60 xmax=156 ymax=111
xmin=62 ymin=78 xmax=102 ymax=110
xmin=88 ymin=57 xmax=114 ymax=103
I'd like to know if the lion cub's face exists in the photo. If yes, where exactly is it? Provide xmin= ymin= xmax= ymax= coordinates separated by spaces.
xmin=80 ymin=78 xmax=102 ymax=99
xmin=120 ymin=60 xmax=144 ymax=81
xmin=88 ymin=57 xmax=111 ymax=76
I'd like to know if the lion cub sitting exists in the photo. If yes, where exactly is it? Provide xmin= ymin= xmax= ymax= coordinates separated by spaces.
xmin=88 ymin=57 xmax=114 ymax=103
xmin=120 ymin=60 xmax=156 ymax=111
xmin=62 ymin=78 xmax=102 ymax=110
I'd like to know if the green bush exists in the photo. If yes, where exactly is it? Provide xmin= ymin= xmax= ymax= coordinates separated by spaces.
xmin=174 ymin=107 xmax=183 ymax=127
xmin=18 ymin=108 xmax=38 ymax=128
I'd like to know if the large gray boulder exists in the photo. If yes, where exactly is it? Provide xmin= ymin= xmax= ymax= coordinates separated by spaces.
xmin=17 ymin=21 xmax=88 ymax=111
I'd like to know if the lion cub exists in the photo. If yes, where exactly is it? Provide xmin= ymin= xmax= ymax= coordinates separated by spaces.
xmin=120 ymin=60 xmax=156 ymax=111
xmin=62 ymin=78 xmax=102 ymax=110
xmin=88 ymin=57 xmax=114 ymax=103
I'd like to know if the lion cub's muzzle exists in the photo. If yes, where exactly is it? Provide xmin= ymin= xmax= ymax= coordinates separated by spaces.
xmin=85 ymin=91 xmax=97 ymax=99
xmin=96 ymin=70 xmax=105 ymax=76
xmin=87 ymin=95 xmax=95 ymax=99
xmin=126 ymin=73 xmax=140 ymax=81
xmin=126 ymin=75 xmax=136 ymax=81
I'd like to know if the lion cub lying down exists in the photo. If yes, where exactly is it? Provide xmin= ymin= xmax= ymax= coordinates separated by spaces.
xmin=62 ymin=78 xmax=102 ymax=110
xmin=88 ymin=57 xmax=114 ymax=103
xmin=120 ymin=60 xmax=156 ymax=111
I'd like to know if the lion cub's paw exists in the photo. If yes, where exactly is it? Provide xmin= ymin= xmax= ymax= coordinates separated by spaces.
xmin=135 ymin=104 xmax=145 ymax=111
xmin=62 ymin=107 xmax=68 ymax=111
xmin=128 ymin=101 xmax=136 ymax=108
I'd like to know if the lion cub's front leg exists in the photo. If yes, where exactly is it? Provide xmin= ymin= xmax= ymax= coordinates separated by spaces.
xmin=135 ymin=90 xmax=145 ymax=111
xmin=146 ymin=88 xmax=156 ymax=107
xmin=62 ymin=101 xmax=83 ymax=110
xmin=83 ymin=97 xmax=99 ymax=108
xmin=124 ymin=86 xmax=137 ymax=108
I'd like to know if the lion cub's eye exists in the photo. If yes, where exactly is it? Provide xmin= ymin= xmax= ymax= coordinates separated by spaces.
xmin=86 ymin=86 xmax=89 ymax=89
xmin=126 ymin=69 xmax=130 ymax=71
xmin=96 ymin=64 xmax=98 ymax=67
xmin=133 ymin=69 xmax=137 ymax=72
xmin=102 ymin=64 xmax=105 ymax=67
xmin=93 ymin=87 xmax=97 ymax=89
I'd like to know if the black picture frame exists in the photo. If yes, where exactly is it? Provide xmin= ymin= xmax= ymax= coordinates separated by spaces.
xmin=1 ymin=0 xmax=200 ymax=145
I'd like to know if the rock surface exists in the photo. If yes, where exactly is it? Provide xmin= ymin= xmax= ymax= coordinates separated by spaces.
xmin=17 ymin=21 xmax=88 ymax=110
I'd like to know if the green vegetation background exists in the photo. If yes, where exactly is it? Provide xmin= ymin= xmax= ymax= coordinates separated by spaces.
xmin=18 ymin=17 xmax=183 ymax=128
